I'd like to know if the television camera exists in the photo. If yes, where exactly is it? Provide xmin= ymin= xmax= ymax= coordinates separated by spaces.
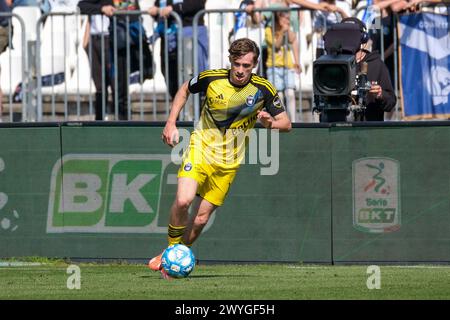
xmin=312 ymin=19 xmax=372 ymax=122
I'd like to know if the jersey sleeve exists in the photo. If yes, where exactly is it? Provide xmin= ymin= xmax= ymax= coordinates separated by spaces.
xmin=251 ymin=75 xmax=286 ymax=117
xmin=188 ymin=71 xmax=210 ymax=94
xmin=188 ymin=69 xmax=229 ymax=94
xmin=264 ymin=93 xmax=286 ymax=117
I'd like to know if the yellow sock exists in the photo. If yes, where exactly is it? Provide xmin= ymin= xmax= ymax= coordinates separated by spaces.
xmin=168 ymin=224 xmax=186 ymax=246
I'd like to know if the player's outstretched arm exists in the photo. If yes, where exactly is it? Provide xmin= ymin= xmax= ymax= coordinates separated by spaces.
xmin=162 ymin=81 xmax=191 ymax=147
xmin=257 ymin=110 xmax=292 ymax=132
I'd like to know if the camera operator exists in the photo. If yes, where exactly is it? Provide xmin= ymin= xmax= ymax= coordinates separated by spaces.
xmin=343 ymin=17 xmax=396 ymax=121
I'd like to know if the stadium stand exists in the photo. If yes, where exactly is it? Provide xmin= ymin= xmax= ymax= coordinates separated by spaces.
xmin=0 ymin=0 xmax=447 ymax=122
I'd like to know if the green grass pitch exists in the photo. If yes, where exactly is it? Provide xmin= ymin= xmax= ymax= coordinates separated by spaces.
xmin=1 ymin=259 xmax=450 ymax=300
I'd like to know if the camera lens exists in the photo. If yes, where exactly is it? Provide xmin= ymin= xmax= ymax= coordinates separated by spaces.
xmin=317 ymin=65 xmax=347 ymax=93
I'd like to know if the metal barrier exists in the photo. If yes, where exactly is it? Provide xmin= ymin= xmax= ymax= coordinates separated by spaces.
xmin=0 ymin=12 xmax=26 ymax=122
xmin=33 ymin=10 xmax=184 ymax=122
xmin=4 ymin=5 xmax=447 ymax=123
xmin=356 ymin=5 xmax=401 ymax=120
xmin=355 ymin=5 xmax=401 ymax=121
xmin=354 ymin=5 xmax=384 ymax=60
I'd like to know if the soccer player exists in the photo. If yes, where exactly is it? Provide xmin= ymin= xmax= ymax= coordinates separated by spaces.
xmin=149 ymin=38 xmax=291 ymax=278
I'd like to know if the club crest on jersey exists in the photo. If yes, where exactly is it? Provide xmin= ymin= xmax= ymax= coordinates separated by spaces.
xmin=184 ymin=162 xmax=192 ymax=171
xmin=246 ymin=95 xmax=255 ymax=106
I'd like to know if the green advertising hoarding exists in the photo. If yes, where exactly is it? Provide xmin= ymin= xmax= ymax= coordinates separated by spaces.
xmin=0 ymin=125 xmax=330 ymax=262
xmin=1 ymin=123 xmax=449 ymax=263
xmin=50 ymin=125 xmax=177 ymax=259
xmin=0 ymin=126 xmax=61 ymax=257
xmin=331 ymin=126 xmax=450 ymax=263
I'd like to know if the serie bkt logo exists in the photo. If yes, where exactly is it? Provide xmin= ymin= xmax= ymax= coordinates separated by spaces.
xmin=352 ymin=157 xmax=401 ymax=233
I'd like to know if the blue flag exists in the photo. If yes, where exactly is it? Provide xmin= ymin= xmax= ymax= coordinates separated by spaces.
xmin=399 ymin=13 xmax=450 ymax=119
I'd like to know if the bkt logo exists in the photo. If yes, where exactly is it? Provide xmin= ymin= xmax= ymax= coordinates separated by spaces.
xmin=352 ymin=157 xmax=401 ymax=233
xmin=47 ymin=154 xmax=173 ymax=233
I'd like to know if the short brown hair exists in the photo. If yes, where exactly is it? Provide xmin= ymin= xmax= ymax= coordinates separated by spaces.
xmin=228 ymin=38 xmax=260 ymax=65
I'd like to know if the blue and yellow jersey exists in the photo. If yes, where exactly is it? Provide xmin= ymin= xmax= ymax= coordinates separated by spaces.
xmin=187 ymin=69 xmax=285 ymax=169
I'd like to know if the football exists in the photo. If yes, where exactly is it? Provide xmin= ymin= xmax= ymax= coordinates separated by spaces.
xmin=161 ymin=244 xmax=196 ymax=278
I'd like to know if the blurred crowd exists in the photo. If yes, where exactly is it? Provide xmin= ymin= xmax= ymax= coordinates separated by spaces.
xmin=0 ymin=0 xmax=448 ymax=122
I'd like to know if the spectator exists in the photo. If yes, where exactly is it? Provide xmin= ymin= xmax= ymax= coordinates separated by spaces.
xmin=179 ymin=0 xmax=208 ymax=84
xmin=261 ymin=0 xmax=303 ymax=27
xmin=0 ymin=0 xmax=10 ymax=54
xmin=78 ymin=2 xmax=111 ymax=120
xmin=286 ymin=0 xmax=333 ymax=11
xmin=368 ymin=0 xmax=399 ymax=89
xmin=261 ymin=0 xmax=328 ymax=16
xmin=231 ymin=0 xmax=265 ymax=74
xmin=265 ymin=9 xmax=301 ymax=122
xmin=148 ymin=0 xmax=181 ymax=100
xmin=368 ymin=0 xmax=421 ymax=90
xmin=12 ymin=0 xmax=51 ymax=14
xmin=149 ymin=0 xmax=207 ymax=100
xmin=231 ymin=0 xmax=264 ymax=41
xmin=260 ymin=1 xmax=297 ymax=79
xmin=405 ymin=0 xmax=445 ymax=12
xmin=284 ymin=0 xmax=336 ymax=36
xmin=262 ymin=0 xmax=334 ymax=75
xmin=313 ymin=0 xmax=350 ymax=58
xmin=79 ymin=0 xmax=153 ymax=120
xmin=180 ymin=0 xmax=209 ymax=120
xmin=369 ymin=0 xmax=446 ymax=87
xmin=49 ymin=0 xmax=79 ymax=12
xmin=0 ymin=0 xmax=12 ymax=121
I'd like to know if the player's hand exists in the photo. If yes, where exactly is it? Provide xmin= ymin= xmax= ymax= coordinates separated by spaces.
xmin=257 ymin=110 xmax=273 ymax=129
xmin=162 ymin=122 xmax=179 ymax=147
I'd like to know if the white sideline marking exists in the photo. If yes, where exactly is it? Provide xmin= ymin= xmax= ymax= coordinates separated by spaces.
xmin=0 ymin=262 xmax=44 ymax=267
xmin=286 ymin=266 xmax=332 ymax=269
